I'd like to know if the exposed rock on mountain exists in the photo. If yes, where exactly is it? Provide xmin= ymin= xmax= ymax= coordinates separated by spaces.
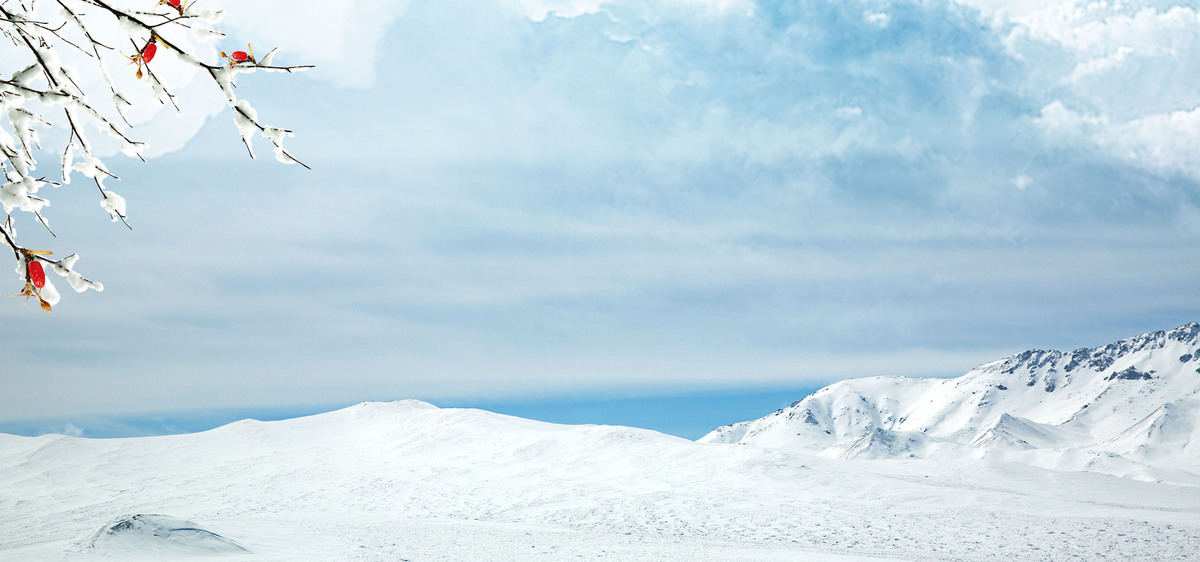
xmin=701 ymin=323 xmax=1200 ymax=483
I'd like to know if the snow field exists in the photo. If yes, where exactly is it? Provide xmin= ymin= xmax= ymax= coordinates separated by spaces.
xmin=2 ymin=400 xmax=1199 ymax=560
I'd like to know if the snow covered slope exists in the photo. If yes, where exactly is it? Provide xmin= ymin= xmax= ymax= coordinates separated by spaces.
xmin=702 ymin=323 xmax=1200 ymax=482
xmin=3 ymin=399 xmax=1200 ymax=560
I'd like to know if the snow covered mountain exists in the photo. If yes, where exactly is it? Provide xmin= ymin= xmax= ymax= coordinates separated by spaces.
xmin=701 ymin=323 xmax=1200 ymax=483
xmin=3 ymin=397 xmax=1200 ymax=560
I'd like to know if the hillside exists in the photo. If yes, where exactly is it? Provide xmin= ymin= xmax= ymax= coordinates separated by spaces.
xmin=2 ymin=398 xmax=1200 ymax=560
xmin=702 ymin=323 xmax=1200 ymax=483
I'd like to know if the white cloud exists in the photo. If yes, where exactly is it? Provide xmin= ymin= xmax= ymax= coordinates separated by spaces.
xmin=515 ymin=0 xmax=754 ymax=22
xmin=1013 ymin=173 xmax=1033 ymax=191
xmin=208 ymin=0 xmax=412 ymax=88
xmin=58 ymin=423 xmax=85 ymax=437
xmin=517 ymin=0 xmax=609 ymax=22
xmin=662 ymin=0 xmax=756 ymax=17
xmin=1067 ymin=45 xmax=1133 ymax=82
xmin=837 ymin=106 xmax=864 ymax=119
xmin=1106 ymin=108 xmax=1200 ymax=181
xmin=953 ymin=1 xmax=1200 ymax=184
xmin=1039 ymin=100 xmax=1200 ymax=183
xmin=6 ymin=0 xmax=1198 ymax=421
xmin=864 ymin=11 xmax=891 ymax=28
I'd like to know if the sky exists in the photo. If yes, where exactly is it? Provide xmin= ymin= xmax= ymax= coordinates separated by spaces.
xmin=2 ymin=0 xmax=1199 ymax=439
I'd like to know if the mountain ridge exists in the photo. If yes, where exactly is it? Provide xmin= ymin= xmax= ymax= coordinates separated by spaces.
xmin=4 ymin=368 xmax=1200 ymax=559
xmin=701 ymin=322 xmax=1200 ymax=484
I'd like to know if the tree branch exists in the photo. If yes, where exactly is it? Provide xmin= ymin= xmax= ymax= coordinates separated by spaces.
xmin=1 ymin=0 xmax=310 ymax=310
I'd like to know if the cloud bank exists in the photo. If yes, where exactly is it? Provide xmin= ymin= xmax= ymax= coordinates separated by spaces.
xmin=2 ymin=0 xmax=1198 ymax=422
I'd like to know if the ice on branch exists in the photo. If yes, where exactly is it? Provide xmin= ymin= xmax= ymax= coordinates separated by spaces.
xmin=6 ymin=247 xmax=99 ymax=312
xmin=198 ymin=9 xmax=224 ymax=25
xmin=72 ymin=155 xmax=113 ymax=185
xmin=49 ymin=253 xmax=104 ymax=293
xmin=1 ymin=0 xmax=310 ymax=311
xmin=0 ymin=176 xmax=48 ymax=214
xmin=233 ymin=100 xmax=259 ymax=159
xmin=38 ymin=275 xmax=61 ymax=306
xmin=99 ymin=190 xmax=126 ymax=223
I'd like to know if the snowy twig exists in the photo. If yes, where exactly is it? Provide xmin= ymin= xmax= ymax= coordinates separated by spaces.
xmin=0 ymin=0 xmax=309 ymax=310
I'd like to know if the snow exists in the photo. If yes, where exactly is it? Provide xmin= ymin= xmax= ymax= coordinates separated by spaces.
xmin=84 ymin=515 xmax=248 ymax=557
xmin=1 ymin=0 xmax=306 ymax=307
xmin=703 ymin=323 xmax=1200 ymax=485
xmin=99 ymin=190 xmax=128 ymax=222
xmin=47 ymin=253 xmax=104 ymax=293
xmin=3 ymin=327 xmax=1200 ymax=559
xmin=3 ymin=394 xmax=1200 ymax=560
xmin=37 ymin=276 xmax=61 ymax=306
xmin=0 ymin=176 xmax=48 ymax=214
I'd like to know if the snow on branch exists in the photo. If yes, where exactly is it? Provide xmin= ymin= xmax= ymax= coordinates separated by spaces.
xmin=1 ymin=0 xmax=311 ymax=311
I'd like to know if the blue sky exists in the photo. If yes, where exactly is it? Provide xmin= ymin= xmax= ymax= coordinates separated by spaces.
xmin=2 ymin=0 xmax=1198 ymax=438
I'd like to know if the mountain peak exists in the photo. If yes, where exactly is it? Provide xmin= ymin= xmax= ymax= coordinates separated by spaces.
xmin=1168 ymin=322 xmax=1200 ymax=344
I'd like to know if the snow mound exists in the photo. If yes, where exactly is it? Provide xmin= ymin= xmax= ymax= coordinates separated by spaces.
xmin=1104 ymin=400 xmax=1200 ymax=466
xmin=82 ymin=514 xmax=247 ymax=556
xmin=971 ymin=413 xmax=1074 ymax=451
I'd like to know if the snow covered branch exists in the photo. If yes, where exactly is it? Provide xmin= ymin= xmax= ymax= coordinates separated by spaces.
xmin=1 ymin=0 xmax=311 ymax=311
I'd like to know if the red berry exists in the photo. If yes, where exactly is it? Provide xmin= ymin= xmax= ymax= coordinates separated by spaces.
xmin=142 ymin=42 xmax=157 ymax=64
xmin=28 ymin=260 xmax=45 ymax=289
xmin=169 ymin=0 xmax=181 ymax=7
xmin=231 ymin=51 xmax=249 ymax=62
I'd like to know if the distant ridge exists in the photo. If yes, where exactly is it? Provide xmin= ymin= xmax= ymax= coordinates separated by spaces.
xmin=3 ymin=372 xmax=1200 ymax=560
xmin=701 ymin=323 xmax=1200 ymax=484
